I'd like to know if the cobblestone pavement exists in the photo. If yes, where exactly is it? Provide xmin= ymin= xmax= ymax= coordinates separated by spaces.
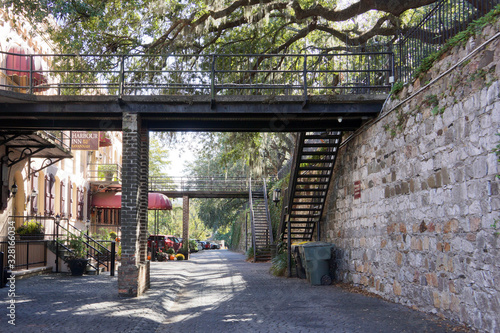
xmin=1 ymin=250 xmax=469 ymax=333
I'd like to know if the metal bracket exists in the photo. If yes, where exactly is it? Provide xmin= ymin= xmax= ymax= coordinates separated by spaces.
xmin=29 ymin=157 xmax=64 ymax=174
xmin=7 ymin=146 xmax=45 ymax=167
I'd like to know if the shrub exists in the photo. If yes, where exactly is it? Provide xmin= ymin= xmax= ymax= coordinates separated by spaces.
xmin=16 ymin=221 xmax=44 ymax=235
xmin=270 ymin=252 xmax=288 ymax=276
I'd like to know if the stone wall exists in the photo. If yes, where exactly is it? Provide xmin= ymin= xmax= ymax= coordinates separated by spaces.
xmin=322 ymin=22 xmax=500 ymax=332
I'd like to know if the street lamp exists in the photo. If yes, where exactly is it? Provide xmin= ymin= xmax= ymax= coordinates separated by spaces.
xmin=272 ymin=188 xmax=281 ymax=206
xmin=55 ymin=214 xmax=61 ymax=225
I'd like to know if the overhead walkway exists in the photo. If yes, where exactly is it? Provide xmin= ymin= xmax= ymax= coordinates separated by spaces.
xmin=0 ymin=52 xmax=391 ymax=132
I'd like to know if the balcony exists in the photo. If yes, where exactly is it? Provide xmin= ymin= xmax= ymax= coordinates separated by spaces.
xmin=87 ymin=163 xmax=122 ymax=184
xmin=0 ymin=130 xmax=72 ymax=169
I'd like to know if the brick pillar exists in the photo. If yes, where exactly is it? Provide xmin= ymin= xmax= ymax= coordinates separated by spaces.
xmin=119 ymin=112 xmax=150 ymax=297
xmin=182 ymin=195 xmax=189 ymax=260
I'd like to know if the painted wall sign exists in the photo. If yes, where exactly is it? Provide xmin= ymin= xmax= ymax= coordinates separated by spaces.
xmin=354 ymin=180 xmax=361 ymax=199
xmin=71 ymin=131 xmax=99 ymax=150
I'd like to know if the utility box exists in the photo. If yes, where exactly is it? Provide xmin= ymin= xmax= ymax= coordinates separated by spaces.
xmin=296 ymin=242 xmax=334 ymax=285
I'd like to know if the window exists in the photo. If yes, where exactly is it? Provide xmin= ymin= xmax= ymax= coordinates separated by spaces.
xmin=44 ymin=174 xmax=55 ymax=216
xmin=95 ymin=208 xmax=120 ymax=225
xmin=31 ymin=170 xmax=38 ymax=214
xmin=68 ymin=180 xmax=73 ymax=218
xmin=77 ymin=186 xmax=84 ymax=220
xmin=60 ymin=181 xmax=66 ymax=217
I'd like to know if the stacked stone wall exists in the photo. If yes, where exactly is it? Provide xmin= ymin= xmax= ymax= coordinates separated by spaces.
xmin=323 ymin=22 xmax=500 ymax=332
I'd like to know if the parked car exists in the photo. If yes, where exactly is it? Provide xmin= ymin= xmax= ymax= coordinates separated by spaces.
xmin=148 ymin=235 xmax=183 ymax=253
xmin=203 ymin=241 xmax=211 ymax=250
xmin=211 ymin=242 xmax=220 ymax=249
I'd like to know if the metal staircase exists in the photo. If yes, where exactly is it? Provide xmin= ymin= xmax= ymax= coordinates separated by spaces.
xmin=279 ymin=131 xmax=342 ymax=243
xmin=48 ymin=220 xmax=116 ymax=275
xmin=249 ymin=179 xmax=274 ymax=262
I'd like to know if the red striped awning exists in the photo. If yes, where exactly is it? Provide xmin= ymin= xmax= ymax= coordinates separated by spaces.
xmin=91 ymin=192 xmax=172 ymax=210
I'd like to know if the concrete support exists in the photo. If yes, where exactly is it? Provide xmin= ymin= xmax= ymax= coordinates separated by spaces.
xmin=118 ymin=112 xmax=150 ymax=297
xmin=182 ymin=195 xmax=189 ymax=259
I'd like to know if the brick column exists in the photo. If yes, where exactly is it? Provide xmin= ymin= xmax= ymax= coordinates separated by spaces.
xmin=182 ymin=195 xmax=189 ymax=259
xmin=119 ymin=112 xmax=150 ymax=297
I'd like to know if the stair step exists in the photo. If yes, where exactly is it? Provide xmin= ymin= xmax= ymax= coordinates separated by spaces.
xmin=296 ymin=174 xmax=331 ymax=178
xmin=304 ymin=134 xmax=341 ymax=140
xmin=300 ymin=151 xmax=336 ymax=156
xmin=290 ymin=208 xmax=322 ymax=211
xmin=299 ymin=158 xmax=334 ymax=163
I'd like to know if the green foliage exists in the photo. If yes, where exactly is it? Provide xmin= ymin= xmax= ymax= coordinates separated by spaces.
xmin=269 ymin=252 xmax=288 ymax=276
xmin=229 ymin=217 xmax=242 ymax=249
xmin=246 ymin=246 xmax=254 ymax=260
xmin=413 ymin=4 xmax=500 ymax=79
xmin=16 ymin=221 xmax=44 ymax=235
xmin=66 ymin=234 xmax=87 ymax=260
xmin=188 ymin=239 xmax=198 ymax=252
xmin=166 ymin=247 xmax=175 ymax=255
xmin=390 ymin=81 xmax=404 ymax=100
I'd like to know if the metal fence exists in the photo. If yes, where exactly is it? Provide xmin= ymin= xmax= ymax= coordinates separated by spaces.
xmin=0 ymin=52 xmax=393 ymax=98
xmin=396 ymin=0 xmax=499 ymax=83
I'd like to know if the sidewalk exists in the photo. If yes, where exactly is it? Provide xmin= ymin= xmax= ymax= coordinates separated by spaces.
xmin=0 ymin=250 xmax=471 ymax=332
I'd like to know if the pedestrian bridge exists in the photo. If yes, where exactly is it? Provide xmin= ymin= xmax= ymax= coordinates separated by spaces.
xmin=0 ymin=52 xmax=391 ymax=131
xmin=149 ymin=176 xmax=262 ymax=198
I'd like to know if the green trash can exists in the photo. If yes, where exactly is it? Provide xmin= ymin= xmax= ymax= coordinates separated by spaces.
xmin=297 ymin=242 xmax=334 ymax=286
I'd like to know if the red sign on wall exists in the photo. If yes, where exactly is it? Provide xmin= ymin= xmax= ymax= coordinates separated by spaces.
xmin=354 ymin=180 xmax=361 ymax=199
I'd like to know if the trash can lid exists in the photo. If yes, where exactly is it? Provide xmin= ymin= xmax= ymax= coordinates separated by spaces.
xmin=300 ymin=241 xmax=333 ymax=248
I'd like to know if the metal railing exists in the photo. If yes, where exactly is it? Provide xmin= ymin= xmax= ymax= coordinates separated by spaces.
xmin=0 ymin=239 xmax=47 ymax=271
xmin=39 ymin=130 xmax=72 ymax=152
xmin=0 ymin=52 xmax=394 ymax=99
xmin=2 ymin=216 xmax=115 ymax=276
xmin=149 ymin=176 xmax=263 ymax=193
xmin=396 ymin=0 xmax=499 ymax=83
xmin=87 ymin=163 xmax=122 ymax=182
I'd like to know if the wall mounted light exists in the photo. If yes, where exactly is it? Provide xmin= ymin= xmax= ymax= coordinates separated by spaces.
xmin=11 ymin=183 xmax=18 ymax=197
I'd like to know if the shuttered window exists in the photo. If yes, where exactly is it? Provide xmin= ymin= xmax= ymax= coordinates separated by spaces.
xmin=44 ymin=174 xmax=55 ymax=216
xmin=31 ymin=171 xmax=38 ymax=214
xmin=60 ymin=181 xmax=66 ymax=217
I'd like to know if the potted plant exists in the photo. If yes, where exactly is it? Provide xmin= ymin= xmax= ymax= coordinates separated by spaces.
xmin=16 ymin=221 xmax=45 ymax=240
xmin=97 ymin=164 xmax=116 ymax=181
xmin=64 ymin=234 xmax=88 ymax=276
xmin=156 ymin=249 xmax=167 ymax=262
xmin=166 ymin=248 xmax=175 ymax=260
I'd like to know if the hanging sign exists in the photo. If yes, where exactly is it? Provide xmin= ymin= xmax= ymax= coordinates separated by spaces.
xmin=71 ymin=131 xmax=99 ymax=150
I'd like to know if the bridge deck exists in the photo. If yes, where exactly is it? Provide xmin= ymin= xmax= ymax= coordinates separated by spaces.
xmin=0 ymin=92 xmax=387 ymax=131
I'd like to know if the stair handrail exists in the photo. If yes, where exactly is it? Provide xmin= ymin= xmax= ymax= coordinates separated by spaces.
xmin=262 ymin=178 xmax=274 ymax=245
xmin=54 ymin=218 xmax=115 ymax=275
xmin=248 ymin=177 xmax=257 ymax=262
xmin=278 ymin=132 xmax=304 ymax=239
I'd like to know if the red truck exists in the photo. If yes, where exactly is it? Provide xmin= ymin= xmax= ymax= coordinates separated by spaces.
xmin=148 ymin=235 xmax=183 ymax=253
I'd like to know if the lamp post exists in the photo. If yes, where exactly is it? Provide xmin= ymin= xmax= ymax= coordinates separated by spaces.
xmin=11 ymin=183 xmax=18 ymax=218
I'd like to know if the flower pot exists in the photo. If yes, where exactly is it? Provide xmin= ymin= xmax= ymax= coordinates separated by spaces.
xmin=67 ymin=258 xmax=88 ymax=276
xmin=19 ymin=234 xmax=44 ymax=240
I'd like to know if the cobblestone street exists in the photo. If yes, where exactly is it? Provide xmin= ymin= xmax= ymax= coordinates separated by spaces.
xmin=1 ymin=250 xmax=469 ymax=332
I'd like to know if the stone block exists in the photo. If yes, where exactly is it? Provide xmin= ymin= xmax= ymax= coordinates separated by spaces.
xmin=393 ymin=280 xmax=402 ymax=296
